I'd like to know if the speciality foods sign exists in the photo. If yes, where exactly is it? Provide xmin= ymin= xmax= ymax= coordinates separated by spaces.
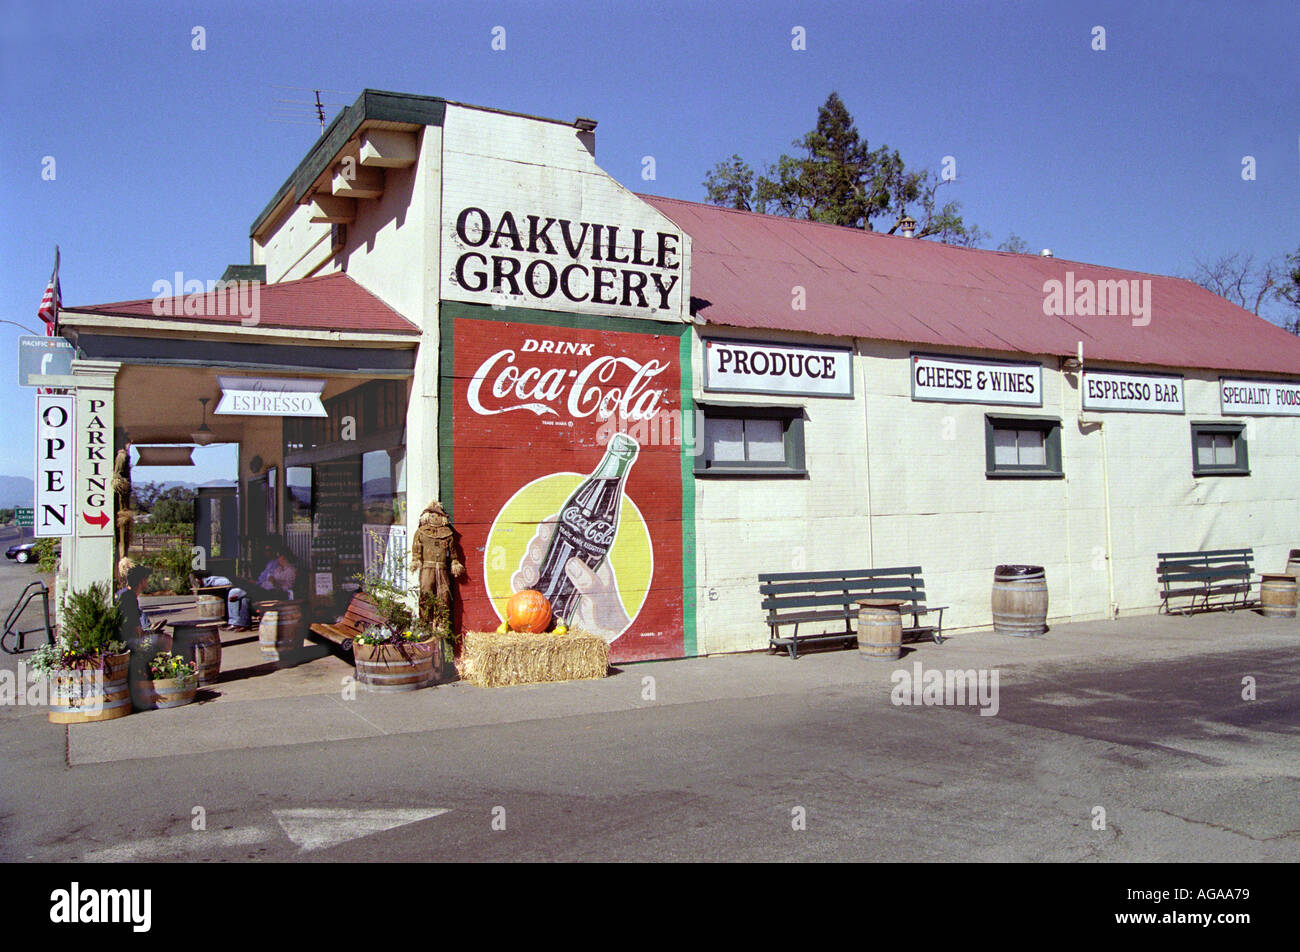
xmin=1082 ymin=370 xmax=1184 ymax=413
xmin=911 ymin=354 xmax=1041 ymax=407
xmin=450 ymin=312 xmax=686 ymax=664
xmin=703 ymin=339 xmax=852 ymax=398
xmin=1220 ymin=378 xmax=1300 ymax=416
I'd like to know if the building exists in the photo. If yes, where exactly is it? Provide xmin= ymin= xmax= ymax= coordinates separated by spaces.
xmin=48 ymin=90 xmax=1300 ymax=662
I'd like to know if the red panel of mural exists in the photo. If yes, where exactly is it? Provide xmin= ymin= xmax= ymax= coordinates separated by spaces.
xmin=450 ymin=315 xmax=684 ymax=663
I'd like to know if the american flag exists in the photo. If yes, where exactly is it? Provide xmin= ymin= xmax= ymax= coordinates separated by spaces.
xmin=38 ymin=246 xmax=60 ymax=336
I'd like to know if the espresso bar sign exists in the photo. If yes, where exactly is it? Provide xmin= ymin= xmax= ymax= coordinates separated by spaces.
xmin=215 ymin=376 xmax=327 ymax=418
xmin=1220 ymin=377 xmax=1300 ymax=416
xmin=1082 ymin=370 xmax=1184 ymax=413
xmin=911 ymin=354 xmax=1041 ymax=407
xmin=449 ymin=206 xmax=682 ymax=315
xmin=703 ymin=339 xmax=852 ymax=398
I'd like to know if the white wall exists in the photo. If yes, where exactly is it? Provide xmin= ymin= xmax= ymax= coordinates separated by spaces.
xmin=694 ymin=336 xmax=1300 ymax=653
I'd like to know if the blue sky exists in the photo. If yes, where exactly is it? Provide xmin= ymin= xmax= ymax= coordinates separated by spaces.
xmin=1 ymin=0 xmax=1297 ymax=487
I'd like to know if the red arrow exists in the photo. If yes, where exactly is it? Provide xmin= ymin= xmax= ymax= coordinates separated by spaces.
xmin=82 ymin=510 xmax=109 ymax=528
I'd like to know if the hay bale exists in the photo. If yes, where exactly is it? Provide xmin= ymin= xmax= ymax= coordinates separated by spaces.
xmin=458 ymin=629 xmax=609 ymax=688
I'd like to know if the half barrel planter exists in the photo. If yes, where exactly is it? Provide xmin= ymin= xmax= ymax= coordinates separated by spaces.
xmin=992 ymin=565 xmax=1049 ymax=636
xmin=48 ymin=652 xmax=132 ymax=724
xmin=857 ymin=599 xmax=904 ymax=660
xmin=258 ymin=600 xmax=305 ymax=661
xmin=353 ymin=637 xmax=440 ymax=692
xmin=135 ymin=677 xmax=198 ymax=710
xmin=1259 ymin=574 xmax=1298 ymax=618
xmin=172 ymin=620 xmax=223 ymax=686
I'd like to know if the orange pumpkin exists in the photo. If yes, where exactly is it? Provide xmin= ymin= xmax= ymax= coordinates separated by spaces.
xmin=506 ymin=589 xmax=552 ymax=633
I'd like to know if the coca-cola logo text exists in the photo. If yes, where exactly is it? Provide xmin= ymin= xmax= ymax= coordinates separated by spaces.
xmin=468 ymin=339 xmax=669 ymax=421
xmin=561 ymin=505 xmax=617 ymax=545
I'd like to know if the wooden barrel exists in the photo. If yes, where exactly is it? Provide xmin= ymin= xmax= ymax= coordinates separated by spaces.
xmin=196 ymin=594 xmax=225 ymax=620
xmin=857 ymin=600 xmax=903 ymax=660
xmin=992 ymin=565 xmax=1049 ymax=636
xmin=173 ymin=621 xmax=222 ymax=685
xmin=1260 ymin=574 xmax=1298 ymax=618
xmin=353 ymin=639 xmax=437 ymax=692
xmin=135 ymin=678 xmax=198 ymax=710
xmin=1285 ymin=549 xmax=1300 ymax=579
xmin=258 ymin=600 xmax=304 ymax=660
xmin=48 ymin=653 xmax=132 ymax=723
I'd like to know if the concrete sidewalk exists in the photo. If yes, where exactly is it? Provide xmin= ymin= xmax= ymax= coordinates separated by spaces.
xmin=66 ymin=610 xmax=1299 ymax=765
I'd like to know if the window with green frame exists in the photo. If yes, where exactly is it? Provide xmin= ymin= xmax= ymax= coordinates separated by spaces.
xmin=1191 ymin=422 xmax=1249 ymax=476
xmin=984 ymin=414 xmax=1063 ymax=478
xmin=695 ymin=404 xmax=806 ymax=476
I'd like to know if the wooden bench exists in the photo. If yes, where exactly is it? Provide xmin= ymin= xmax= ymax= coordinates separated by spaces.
xmin=759 ymin=567 xmax=947 ymax=660
xmin=1157 ymin=548 xmax=1255 ymax=615
xmin=308 ymin=593 xmax=383 ymax=653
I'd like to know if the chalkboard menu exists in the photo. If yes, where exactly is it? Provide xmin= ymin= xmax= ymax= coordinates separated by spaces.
xmin=310 ymin=459 xmax=363 ymax=612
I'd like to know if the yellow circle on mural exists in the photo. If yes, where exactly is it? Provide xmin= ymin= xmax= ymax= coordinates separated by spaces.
xmin=483 ymin=474 xmax=653 ymax=626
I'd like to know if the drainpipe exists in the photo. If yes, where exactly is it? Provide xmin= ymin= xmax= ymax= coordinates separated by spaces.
xmin=1070 ymin=342 xmax=1118 ymax=618
xmin=858 ymin=340 xmax=875 ymax=567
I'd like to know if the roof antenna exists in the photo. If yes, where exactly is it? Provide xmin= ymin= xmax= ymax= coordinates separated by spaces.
xmin=315 ymin=90 xmax=326 ymax=131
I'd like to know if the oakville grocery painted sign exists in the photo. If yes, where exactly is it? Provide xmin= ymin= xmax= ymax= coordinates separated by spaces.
xmin=1082 ymin=370 xmax=1184 ymax=413
xmin=446 ymin=206 xmax=683 ymax=315
xmin=910 ymin=354 xmax=1042 ymax=407
xmin=703 ymin=339 xmax=853 ymax=398
xmin=1220 ymin=378 xmax=1300 ymax=416
xmin=215 ymin=377 xmax=327 ymax=417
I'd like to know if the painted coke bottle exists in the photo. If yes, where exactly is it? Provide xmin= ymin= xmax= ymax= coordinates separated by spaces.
xmin=534 ymin=433 xmax=639 ymax=624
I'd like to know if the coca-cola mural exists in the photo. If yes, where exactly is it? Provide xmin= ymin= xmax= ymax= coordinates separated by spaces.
xmin=447 ymin=310 xmax=688 ymax=662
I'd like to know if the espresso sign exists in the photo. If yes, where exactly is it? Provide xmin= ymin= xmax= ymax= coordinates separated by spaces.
xmin=703 ymin=339 xmax=852 ymax=398
xmin=1220 ymin=378 xmax=1300 ymax=416
xmin=215 ymin=377 xmax=326 ymax=418
xmin=1082 ymin=370 xmax=1184 ymax=413
xmin=911 ymin=354 xmax=1041 ymax=407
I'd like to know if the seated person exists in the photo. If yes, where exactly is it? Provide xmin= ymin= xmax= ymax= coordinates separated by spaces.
xmin=117 ymin=565 xmax=171 ymax=710
xmin=190 ymin=570 xmax=252 ymax=631
xmin=255 ymin=544 xmax=298 ymax=601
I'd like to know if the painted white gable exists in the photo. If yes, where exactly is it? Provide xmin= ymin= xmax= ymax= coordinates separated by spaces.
xmin=440 ymin=104 xmax=690 ymax=323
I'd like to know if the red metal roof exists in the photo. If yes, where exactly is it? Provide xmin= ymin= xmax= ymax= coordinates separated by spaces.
xmin=641 ymin=195 xmax=1300 ymax=376
xmin=67 ymin=272 xmax=421 ymax=336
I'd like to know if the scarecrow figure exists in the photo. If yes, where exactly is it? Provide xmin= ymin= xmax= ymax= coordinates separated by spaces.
xmin=112 ymin=440 xmax=134 ymax=567
xmin=409 ymin=500 xmax=464 ymax=626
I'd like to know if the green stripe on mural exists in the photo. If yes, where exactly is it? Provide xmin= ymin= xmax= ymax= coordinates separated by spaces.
xmin=438 ymin=307 xmax=456 ymax=521
xmin=679 ymin=330 xmax=697 ymax=657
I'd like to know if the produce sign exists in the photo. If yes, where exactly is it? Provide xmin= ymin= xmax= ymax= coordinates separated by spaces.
xmin=447 ymin=309 xmax=686 ymax=663
xmin=703 ymin=338 xmax=852 ymax=398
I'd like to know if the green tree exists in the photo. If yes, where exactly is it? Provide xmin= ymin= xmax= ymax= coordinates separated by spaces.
xmin=150 ymin=487 xmax=195 ymax=526
xmin=702 ymin=92 xmax=984 ymax=245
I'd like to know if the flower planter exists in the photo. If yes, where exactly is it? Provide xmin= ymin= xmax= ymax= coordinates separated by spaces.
xmin=135 ymin=677 xmax=198 ymax=710
xmin=48 ymin=652 xmax=132 ymax=724
xmin=353 ymin=636 xmax=440 ymax=693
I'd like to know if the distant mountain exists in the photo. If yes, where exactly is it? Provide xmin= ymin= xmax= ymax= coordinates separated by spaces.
xmin=0 ymin=476 xmax=35 ymax=509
